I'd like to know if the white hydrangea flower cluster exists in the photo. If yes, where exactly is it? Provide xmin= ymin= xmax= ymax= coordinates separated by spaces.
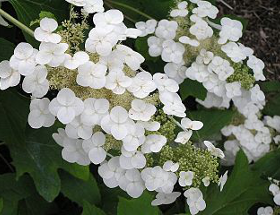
xmin=136 ymin=0 xmax=276 ymax=164
xmin=0 ymin=1 xmax=224 ymax=212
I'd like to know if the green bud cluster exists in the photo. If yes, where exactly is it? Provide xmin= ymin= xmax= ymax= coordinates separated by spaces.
xmin=148 ymin=109 xmax=177 ymax=142
xmin=227 ymin=63 xmax=255 ymax=90
xmin=103 ymin=134 xmax=122 ymax=152
xmin=159 ymin=144 xmax=219 ymax=187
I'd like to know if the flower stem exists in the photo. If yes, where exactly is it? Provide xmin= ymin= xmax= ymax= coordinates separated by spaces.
xmin=105 ymin=0 xmax=156 ymax=20
xmin=0 ymin=8 xmax=34 ymax=37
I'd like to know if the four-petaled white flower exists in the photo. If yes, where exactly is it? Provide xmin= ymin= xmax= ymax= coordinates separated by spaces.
xmin=22 ymin=65 xmax=49 ymax=98
xmin=163 ymin=161 xmax=179 ymax=173
xmin=105 ymin=69 xmax=132 ymax=94
xmin=119 ymin=148 xmax=146 ymax=170
xmin=179 ymin=171 xmax=195 ymax=187
xmin=141 ymin=166 xmax=165 ymax=191
xmin=155 ymin=19 xmax=178 ymax=40
xmin=65 ymin=116 xmax=93 ymax=140
xmin=208 ymin=56 xmax=234 ymax=81
xmin=77 ymin=61 xmax=107 ymax=89
xmin=82 ymin=132 xmax=107 ymax=164
xmin=81 ymin=98 xmax=109 ymax=126
xmin=64 ymin=51 xmax=89 ymax=70
xmin=159 ymin=92 xmax=186 ymax=117
xmin=135 ymin=19 xmax=157 ymax=37
xmin=129 ymin=99 xmax=156 ymax=122
xmin=161 ymin=40 xmax=185 ymax=64
xmin=141 ymin=134 xmax=167 ymax=153
xmin=34 ymin=18 xmax=61 ymax=44
xmin=122 ymin=123 xmax=146 ymax=152
xmin=192 ymin=1 xmax=218 ymax=19
xmin=218 ymin=17 xmax=243 ymax=44
xmin=10 ymin=42 xmax=37 ymax=76
xmin=49 ymin=88 xmax=84 ymax=124
xmin=36 ymin=42 xmax=68 ymax=67
xmin=128 ymin=71 xmax=156 ymax=99
xmin=101 ymin=106 xmax=134 ymax=140
xmin=0 ymin=60 xmax=20 ymax=90
xmin=170 ymin=1 xmax=188 ymax=17
xmin=153 ymin=73 xmax=179 ymax=93
xmin=147 ymin=36 xmax=163 ymax=57
xmin=83 ymin=0 xmax=104 ymax=14
xmin=184 ymin=188 xmax=206 ymax=215
xmin=204 ymin=141 xmax=225 ymax=159
xmin=190 ymin=20 xmax=213 ymax=41
xmin=28 ymin=98 xmax=55 ymax=129
xmin=257 ymin=206 xmax=273 ymax=215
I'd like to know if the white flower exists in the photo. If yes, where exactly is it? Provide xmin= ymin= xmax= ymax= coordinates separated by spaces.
xmin=85 ymin=27 xmax=118 ymax=56
xmin=225 ymin=82 xmax=242 ymax=99
xmin=101 ymin=106 xmax=134 ymax=140
xmin=265 ymin=116 xmax=280 ymax=132
xmin=247 ymin=56 xmax=265 ymax=81
xmin=129 ymin=99 xmax=156 ymax=122
xmin=65 ymin=116 xmax=93 ymax=140
xmin=82 ymin=132 xmax=106 ymax=164
xmin=274 ymin=193 xmax=280 ymax=205
xmin=119 ymin=149 xmax=146 ymax=170
xmin=34 ymin=18 xmax=61 ymax=43
xmin=22 ymin=65 xmax=49 ymax=98
xmin=65 ymin=0 xmax=86 ymax=7
xmin=62 ymin=139 xmax=90 ymax=166
xmin=98 ymin=50 xmax=124 ymax=71
xmin=196 ymin=49 xmax=214 ymax=65
xmin=202 ymin=177 xmax=210 ymax=187
xmin=257 ymin=206 xmax=273 ymax=215
xmin=36 ymin=42 xmax=68 ymax=67
xmin=9 ymin=42 xmax=37 ymax=76
xmin=159 ymin=92 xmax=186 ymax=117
xmin=155 ymin=19 xmax=178 ymax=40
xmin=163 ymin=161 xmax=179 ymax=172
xmin=77 ymin=61 xmax=107 ymax=89
xmin=135 ymin=19 xmax=157 ymax=37
xmin=128 ymin=71 xmax=156 ymax=99
xmin=49 ymin=88 xmax=84 ymax=124
xmin=208 ymin=56 xmax=234 ymax=81
xmin=153 ymin=73 xmax=179 ymax=93
xmin=138 ymin=121 xmax=161 ymax=132
xmin=0 ymin=60 xmax=20 ymax=90
xmin=141 ymin=134 xmax=167 ymax=153
xmin=141 ymin=166 xmax=165 ymax=191
xmin=105 ymin=69 xmax=132 ymax=94
xmin=83 ymin=0 xmax=104 ymax=14
xmin=64 ymin=51 xmax=89 ymax=70
xmin=119 ymin=169 xmax=145 ymax=198
xmin=152 ymin=192 xmax=181 ymax=206
xmin=179 ymin=171 xmax=194 ymax=187
xmin=116 ymin=45 xmax=145 ymax=71
xmin=190 ymin=20 xmax=213 ymax=41
xmin=123 ymin=123 xmax=145 ymax=151
xmin=170 ymin=1 xmax=188 ymax=17
xmin=28 ymin=98 xmax=55 ymax=129
xmin=181 ymin=118 xmax=203 ymax=130
xmin=81 ymin=98 xmax=109 ymax=126
xmin=221 ymin=42 xmax=246 ymax=63
xmin=93 ymin=9 xmax=124 ymax=31
xmin=175 ymin=131 xmax=193 ymax=144
xmin=164 ymin=63 xmax=186 ymax=84
xmin=161 ymin=40 xmax=185 ymax=64
xmin=218 ymin=17 xmax=243 ymax=44
xmin=269 ymin=183 xmax=280 ymax=196
xmin=218 ymin=170 xmax=228 ymax=191
xmin=204 ymin=141 xmax=225 ymax=159
xmin=179 ymin=36 xmax=200 ymax=47
xmin=184 ymin=188 xmax=206 ymax=215
xmin=98 ymin=156 xmax=125 ymax=188
xmin=192 ymin=1 xmax=218 ymax=19
xmin=147 ymin=36 xmax=163 ymax=57
xmin=52 ymin=128 xmax=69 ymax=147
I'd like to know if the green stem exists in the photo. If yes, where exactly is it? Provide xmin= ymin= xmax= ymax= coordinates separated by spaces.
xmin=105 ymin=0 xmax=156 ymax=20
xmin=0 ymin=8 xmax=34 ymax=37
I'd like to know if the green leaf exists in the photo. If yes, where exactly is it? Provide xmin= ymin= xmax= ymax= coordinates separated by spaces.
xmin=0 ymin=173 xmax=52 ymax=215
xmin=200 ymin=150 xmax=272 ymax=215
xmin=260 ymin=81 xmax=280 ymax=93
xmin=180 ymin=79 xmax=207 ymax=100
xmin=188 ymin=109 xmax=236 ymax=141
xmin=0 ymin=198 xmax=3 ymax=213
xmin=263 ymin=93 xmax=280 ymax=116
xmin=252 ymin=149 xmax=280 ymax=180
xmin=0 ymin=38 xmax=15 ymax=61
xmin=60 ymin=171 xmax=101 ymax=206
xmin=10 ymin=0 xmax=69 ymax=46
xmin=82 ymin=201 xmax=106 ymax=215
xmin=117 ymin=191 xmax=160 ymax=215
xmin=0 ymin=90 xmax=89 ymax=202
